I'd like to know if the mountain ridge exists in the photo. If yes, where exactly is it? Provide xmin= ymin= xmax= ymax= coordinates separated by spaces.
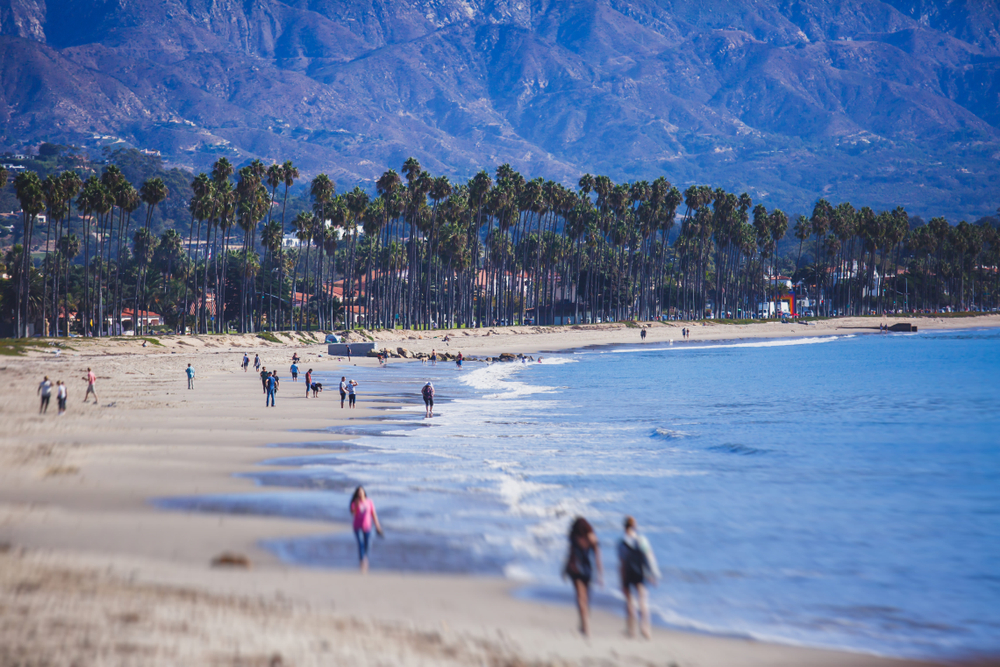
xmin=1 ymin=0 xmax=998 ymax=220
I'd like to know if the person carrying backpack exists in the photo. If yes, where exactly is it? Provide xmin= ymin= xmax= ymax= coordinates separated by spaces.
xmin=421 ymin=381 xmax=434 ymax=418
xmin=618 ymin=515 xmax=661 ymax=639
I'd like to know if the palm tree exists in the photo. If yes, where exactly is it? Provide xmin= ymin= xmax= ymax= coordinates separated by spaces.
xmin=260 ymin=219 xmax=283 ymax=329
xmin=289 ymin=211 xmax=313 ymax=330
xmin=137 ymin=178 xmax=168 ymax=334
xmin=306 ymin=174 xmax=335 ymax=331
xmin=13 ymin=172 xmax=45 ymax=336
xmin=57 ymin=233 xmax=80 ymax=335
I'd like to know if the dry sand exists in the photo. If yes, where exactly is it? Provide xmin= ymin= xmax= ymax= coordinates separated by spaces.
xmin=2 ymin=315 xmax=994 ymax=666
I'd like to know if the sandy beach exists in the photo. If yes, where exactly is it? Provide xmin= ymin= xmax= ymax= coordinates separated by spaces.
xmin=2 ymin=315 xmax=996 ymax=666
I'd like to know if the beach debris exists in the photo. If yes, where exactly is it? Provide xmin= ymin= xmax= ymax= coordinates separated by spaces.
xmin=211 ymin=552 xmax=251 ymax=569
xmin=44 ymin=465 xmax=80 ymax=477
xmin=397 ymin=347 xmax=412 ymax=358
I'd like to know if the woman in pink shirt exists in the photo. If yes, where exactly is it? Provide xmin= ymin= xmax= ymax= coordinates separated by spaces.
xmin=350 ymin=486 xmax=383 ymax=573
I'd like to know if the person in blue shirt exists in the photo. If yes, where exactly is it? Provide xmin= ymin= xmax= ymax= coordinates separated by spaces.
xmin=265 ymin=371 xmax=277 ymax=406
xmin=290 ymin=362 xmax=299 ymax=381
xmin=185 ymin=364 xmax=195 ymax=390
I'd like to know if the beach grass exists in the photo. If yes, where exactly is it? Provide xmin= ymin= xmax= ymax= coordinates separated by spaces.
xmin=256 ymin=332 xmax=282 ymax=344
xmin=0 ymin=339 xmax=58 ymax=356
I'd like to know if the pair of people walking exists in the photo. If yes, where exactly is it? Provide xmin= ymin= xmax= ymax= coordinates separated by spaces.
xmin=264 ymin=370 xmax=279 ymax=406
xmin=564 ymin=515 xmax=660 ymax=638
xmin=340 ymin=376 xmax=357 ymax=408
xmin=37 ymin=377 xmax=68 ymax=415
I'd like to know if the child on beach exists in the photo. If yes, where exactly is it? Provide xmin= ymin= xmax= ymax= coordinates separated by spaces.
xmin=618 ymin=516 xmax=660 ymax=639
xmin=186 ymin=364 xmax=195 ymax=389
xmin=564 ymin=516 xmax=603 ymax=637
xmin=350 ymin=486 xmax=383 ymax=573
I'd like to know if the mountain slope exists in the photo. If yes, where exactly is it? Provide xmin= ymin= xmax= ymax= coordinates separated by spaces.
xmin=1 ymin=0 xmax=997 ymax=219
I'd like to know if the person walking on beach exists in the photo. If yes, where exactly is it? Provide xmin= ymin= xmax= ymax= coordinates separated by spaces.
xmin=350 ymin=485 xmax=383 ymax=573
xmin=430 ymin=349 xmax=437 ymax=364
xmin=83 ymin=368 xmax=98 ymax=404
xmin=38 ymin=376 xmax=52 ymax=414
xmin=347 ymin=379 xmax=358 ymax=408
xmin=422 ymin=381 xmax=434 ymax=418
xmin=265 ymin=371 xmax=277 ymax=407
xmin=564 ymin=516 xmax=603 ymax=637
xmin=618 ymin=516 xmax=660 ymax=639
xmin=339 ymin=376 xmax=348 ymax=408
xmin=260 ymin=367 xmax=269 ymax=394
xmin=56 ymin=381 xmax=67 ymax=415
xmin=640 ymin=328 xmax=647 ymax=341
xmin=253 ymin=354 xmax=261 ymax=372
xmin=346 ymin=345 xmax=352 ymax=362
xmin=305 ymin=369 xmax=312 ymax=398
xmin=290 ymin=362 xmax=299 ymax=381
xmin=456 ymin=351 xmax=463 ymax=368
xmin=242 ymin=353 xmax=249 ymax=372
xmin=186 ymin=364 xmax=195 ymax=390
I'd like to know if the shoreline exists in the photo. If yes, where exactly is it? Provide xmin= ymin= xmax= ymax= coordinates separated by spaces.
xmin=3 ymin=316 xmax=997 ymax=665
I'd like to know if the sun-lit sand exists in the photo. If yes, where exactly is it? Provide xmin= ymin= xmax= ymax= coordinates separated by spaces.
xmin=4 ymin=316 xmax=992 ymax=666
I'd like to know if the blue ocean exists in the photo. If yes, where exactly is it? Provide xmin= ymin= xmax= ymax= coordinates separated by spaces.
xmin=159 ymin=328 xmax=1000 ymax=659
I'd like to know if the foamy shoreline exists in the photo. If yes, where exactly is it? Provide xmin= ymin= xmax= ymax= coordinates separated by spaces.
xmin=4 ymin=317 xmax=991 ymax=665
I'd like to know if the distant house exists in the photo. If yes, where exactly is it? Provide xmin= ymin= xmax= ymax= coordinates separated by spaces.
xmin=766 ymin=274 xmax=793 ymax=289
xmin=119 ymin=308 xmax=163 ymax=329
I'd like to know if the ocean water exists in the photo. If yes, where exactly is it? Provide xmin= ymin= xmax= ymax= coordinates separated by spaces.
xmin=158 ymin=328 xmax=1000 ymax=659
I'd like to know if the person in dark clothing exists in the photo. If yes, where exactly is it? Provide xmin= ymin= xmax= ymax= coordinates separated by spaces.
xmin=618 ymin=516 xmax=661 ymax=639
xmin=564 ymin=516 xmax=603 ymax=637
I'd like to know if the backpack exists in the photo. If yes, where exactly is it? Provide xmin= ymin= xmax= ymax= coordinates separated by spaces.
xmin=621 ymin=539 xmax=647 ymax=581
xmin=422 ymin=385 xmax=432 ymax=399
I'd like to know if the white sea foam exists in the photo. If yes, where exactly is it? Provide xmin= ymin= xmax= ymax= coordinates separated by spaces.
xmin=459 ymin=361 xmax=557 ymax=399
xmin=609 ymin=335 xmax=854 ymax=354
xmin=534 ymin=356 xmax=578 ymax=365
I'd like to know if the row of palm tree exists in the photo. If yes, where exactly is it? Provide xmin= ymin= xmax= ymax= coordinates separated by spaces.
xmin=1 ymin=159 xmax=998 ymax=338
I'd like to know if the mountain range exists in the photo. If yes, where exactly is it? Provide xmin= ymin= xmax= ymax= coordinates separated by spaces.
xmin=1 ymin=0 xmax=998 ymax=220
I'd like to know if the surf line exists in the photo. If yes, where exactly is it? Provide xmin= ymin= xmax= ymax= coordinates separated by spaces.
xmin=608 ymin=335 xmax=853 ymax=353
